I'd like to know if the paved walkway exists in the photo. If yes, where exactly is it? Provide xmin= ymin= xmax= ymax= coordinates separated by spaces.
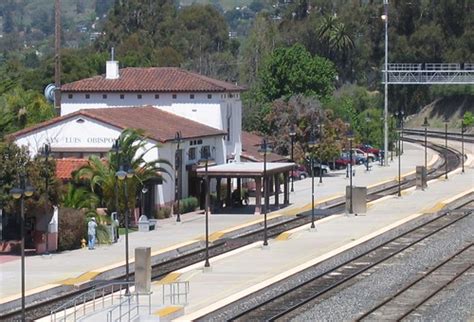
xmin=2 ymin=141 xmax=472 ymax=320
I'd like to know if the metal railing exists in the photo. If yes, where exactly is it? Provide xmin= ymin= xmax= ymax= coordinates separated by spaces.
xmin=106 ymin=292 xmax=152 ymax=322
xmin=162 ymin=281 xmax=189 ymax=305
xmin=50 ymin=282 xmax=133 ymax=322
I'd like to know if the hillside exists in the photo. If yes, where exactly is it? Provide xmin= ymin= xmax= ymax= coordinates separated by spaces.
xmin=406 ymin=95 xmax=474 ymax=132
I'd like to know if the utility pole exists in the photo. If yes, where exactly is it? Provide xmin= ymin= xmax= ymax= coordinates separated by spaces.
xmin=54 ymin=0 xmax=61 ymax=115
xmin=382 ymin=0 xmax=389 ymax=166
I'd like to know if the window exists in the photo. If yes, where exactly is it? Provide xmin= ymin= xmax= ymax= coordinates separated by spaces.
xmin=85 ymin=94 xmax=90 ymax=99
xmin=172 ymin=94 xmax=177 ymax=99
xmin=188 ymin=147 xmax=196 ymax=160
xmin=68 ymin=94 xmax=73 ymax=99
xmin=102 ymin=94 xmax=107 ymax=99
xmin=200 ymin=145 xmax=210 ymax=159
xmin=120 ymin=94 xmax=125 ymax=99
xmin=190 ymin=94 xmax=195 ymax=99
xmin=137 ymin=94 xmax=142 ymax=99
xmin=207 ymin=94 xmax=212 ymax=99
xmin=155 ymin=94 xmax=160 ymax=99
xmin=197 ymin=139 xmax=202 ymax=144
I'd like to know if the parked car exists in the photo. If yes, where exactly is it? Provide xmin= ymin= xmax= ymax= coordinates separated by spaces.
xmin=290 ymin=165 xmax=309 ymax=180
xmin=312 ymin=162 xmax=331 ymax=176
xmin=304 ymin=158 xmax=331 ymax=176
xmin=358 ymin=144 xmax=381 ymax=158
xmin=334 ymin=153 xmax=356 ymax=169
xmin=352 ymin=148 xmax=375 ymax=163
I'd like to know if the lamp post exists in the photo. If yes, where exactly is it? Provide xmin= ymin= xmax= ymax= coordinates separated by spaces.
xmin=289 ymin=125 xmax=296 ymax=192
xmin=444 ymin=118 xmax=449 ymax=179
xmin=174 ymin=131 xmax=183 ymax=222
xmin=347 ymin=129 xmax=354 ymax=214
xmin=400 ymin=110 xmax=405 ymax=154
xmin=382 ymin=0 xmax=389 ymax=166
xmin=390 ymin=115 xmax=394 ymax=162
xmin=141 ymin=186 xmax=148 ymax=217
xmin=365 ymin=117 xmax=371 ymax=171
xmin=200 ymin=146 xmax=211 ymax=267
xmin=318 ymin=121 xmax=323 ymax=184
xmin=380 ymin=116 xmax=384 ymax=166
xmin=40 ymin=143 xmax=51 ymax=255
xmin=116 ymin=163 xmax=134 ymax=293
xmin=422 ymin=117 xmax=429 ymax=171
xmin=395 ymin=112 xmax=402 ymax=197
xmin=111 ymin=140 xmax=120 ymax=243
xmin=258 ymin=139 xmax=272 ymax=246
xmin=461 ymin=119 xmax=466 ymax=173
xmin=308 ymin=131 xmax=317 ymax=229
xmin=10 ymin=173 xmax=35 ymax=322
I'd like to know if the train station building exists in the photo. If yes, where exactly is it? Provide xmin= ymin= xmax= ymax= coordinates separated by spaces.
xmin=4 ymin=59 xmax=292 ymax=252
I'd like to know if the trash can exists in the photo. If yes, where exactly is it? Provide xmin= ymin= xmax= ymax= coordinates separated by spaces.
xmin=138 ymin=215 xmax=150 ymax=232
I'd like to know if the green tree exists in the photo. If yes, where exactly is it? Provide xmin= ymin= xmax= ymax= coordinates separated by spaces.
xmin=75 ymin=129 xmax=171 ymax=222
xmin=0 ymin=140 xmax=61 ymax=217
xmin=258 ymin=44 xmax=336 ymax=102
xmin=265 ymin=95 xmax=346 ymax=164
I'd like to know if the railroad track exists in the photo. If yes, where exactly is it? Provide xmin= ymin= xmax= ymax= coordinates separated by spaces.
xmin=228 ymin=209 xmax=473 ymax=321
xmin=0 ymin=137 xmax=464 ymax=321
xmin=357 ymin=243 xmax=474 ymax=321
xmin=403 ymin=128 xmax=474 ymax=143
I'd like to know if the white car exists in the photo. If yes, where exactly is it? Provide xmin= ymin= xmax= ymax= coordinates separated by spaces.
xmin=312 ymin=162 xmax=331 ymax=175
xmin=352 ymin=149 xmax=375 ymax=162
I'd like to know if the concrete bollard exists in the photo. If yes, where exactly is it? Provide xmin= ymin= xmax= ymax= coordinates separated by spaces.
xmin=345 ymin=186 xmax=367 ymax=214
xmin=135 ymin=247 xmax=151 ymax=294
xmin=416 ymin=166 xmax=427 ymax=190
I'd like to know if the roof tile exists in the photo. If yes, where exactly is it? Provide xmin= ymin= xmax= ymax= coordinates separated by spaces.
xmin=11 ymin=107 xmax=226 ymax=142
xmin=61 ymin=67 xmax=245 ymax=93
xmin=55 ymin=158 xmax=88 ymax=180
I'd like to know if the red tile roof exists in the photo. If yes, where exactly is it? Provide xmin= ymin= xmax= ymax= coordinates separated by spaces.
xmin=11 ymin=106 xmax=227 ymax=143
xmin=55 ymin=158 xmax=89 ymax=180
xmin=241 ymin=131 xmax=288 ymax=162
xmin=61 ymin=67 xmax=245 ymax=93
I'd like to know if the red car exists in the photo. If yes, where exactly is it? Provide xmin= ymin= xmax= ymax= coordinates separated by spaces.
xmin=290 ymin=165 xmax=309 ymax=180
xmin=334 ymin=153 xmax=356 ymax=170
xmin=358 ymin=144 xmax=380 ymax=157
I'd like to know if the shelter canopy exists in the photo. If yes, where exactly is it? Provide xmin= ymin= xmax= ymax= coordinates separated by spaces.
xmin=195 ymin=162 xmax=295 ymax=178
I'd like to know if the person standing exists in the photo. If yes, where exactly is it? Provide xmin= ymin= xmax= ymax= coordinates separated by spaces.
xmin=88 ymin=217 xmax=97 ymax=250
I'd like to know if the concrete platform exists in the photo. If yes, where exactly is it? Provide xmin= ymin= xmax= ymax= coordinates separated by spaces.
xmin=1 ymin=141 xmax=471 ymax=320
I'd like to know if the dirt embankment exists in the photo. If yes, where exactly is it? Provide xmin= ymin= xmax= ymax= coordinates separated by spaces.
xmin=405 ymin=95 xmax=474 ymax=132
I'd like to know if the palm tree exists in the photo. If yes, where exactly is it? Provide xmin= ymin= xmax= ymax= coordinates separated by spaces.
xmin=76 ymin=128 xmax=171 ymax=219
xmin=61 ymin=183 xmax=100 ymax=210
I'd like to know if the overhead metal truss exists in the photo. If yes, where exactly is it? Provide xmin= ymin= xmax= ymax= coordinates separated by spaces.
xmin=383 ymin=63 xmax=474 ymax=84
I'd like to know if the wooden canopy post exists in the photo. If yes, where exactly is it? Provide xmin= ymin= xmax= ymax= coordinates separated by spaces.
xmin=255 ymin=176 xmax=262 ymax=215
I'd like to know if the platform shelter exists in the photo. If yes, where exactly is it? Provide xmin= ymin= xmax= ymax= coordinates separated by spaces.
xmin=196 ymin=162 xmax=295 ymax=215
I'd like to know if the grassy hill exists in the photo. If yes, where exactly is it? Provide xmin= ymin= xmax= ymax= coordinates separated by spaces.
xmin=406 ymin=95 xmax=474 ymax=132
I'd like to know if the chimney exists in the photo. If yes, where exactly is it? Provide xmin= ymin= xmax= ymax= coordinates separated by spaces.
xmin=106 ymin=47 xmax=119 ymax=79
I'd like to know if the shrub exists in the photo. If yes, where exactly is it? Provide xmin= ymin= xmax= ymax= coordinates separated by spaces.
xmin=58 ymin=207 xmax=86 ymax=251
xmin=179 ymin=197 xmax=198 ymax=213
xmin=96 ymin=223 xmax=111 ymax=245
xmin=155 ymin=206 xmax=171 ymax=219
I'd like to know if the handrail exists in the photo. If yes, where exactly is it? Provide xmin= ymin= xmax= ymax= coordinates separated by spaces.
xmin=50 ymin=281 xmax=133 ymax=322
xmin=106 ymin=293 xmax=142 ymax=322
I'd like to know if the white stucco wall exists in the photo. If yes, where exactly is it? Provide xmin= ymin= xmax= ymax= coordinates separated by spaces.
xmin=14 ymin=115 xmax=226 ymax=207
xmin=60 ymin=91 xmax=242 ymax=161
xmin=15 ymin=115 xmax=121 ymax=155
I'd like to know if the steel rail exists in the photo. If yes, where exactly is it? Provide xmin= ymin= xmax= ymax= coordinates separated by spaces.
xmin=228 ymin=209 xmax=472 ymax=321
xmin=357 ymin=243 xmax=473 ymax=321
